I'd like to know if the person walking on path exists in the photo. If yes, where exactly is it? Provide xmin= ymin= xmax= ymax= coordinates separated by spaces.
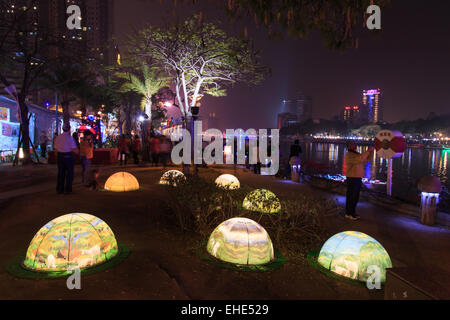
xmin=54 ymin=124 xmax=78 ymax=194
xmin=80 ymin=131 xmax=94 ymax=185
xmin=39 ymin=131 xmax=49 ymax=158
xmin=132 ymin=135 xmax=142 ymax=165
xmin=343 ymin=141 xmax=374 ymax=220
xmin=288 ymin=139 xmax=302 ymax=180
xmin=159 ymin=135 xmax=171 ymax=168
xmin=118 ymin=134 xmax=130 ymax=166
xmin=150 ymin=135 xmax=160 ymax=166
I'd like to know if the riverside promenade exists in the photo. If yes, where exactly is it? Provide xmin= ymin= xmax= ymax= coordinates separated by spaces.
xmin=0 ymin=163 xmax=449 ymax=299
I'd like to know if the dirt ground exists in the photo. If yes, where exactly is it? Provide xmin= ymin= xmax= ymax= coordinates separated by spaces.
xmin=0 ymin=164 xmax=448 ymax=299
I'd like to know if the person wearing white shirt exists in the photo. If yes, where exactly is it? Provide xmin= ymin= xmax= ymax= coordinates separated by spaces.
xmin=54 ymin=124 xmax=78 ymax=194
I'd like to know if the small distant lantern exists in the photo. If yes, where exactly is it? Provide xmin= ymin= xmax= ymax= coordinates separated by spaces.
xmin=243 ymin=189 xmax=281 ymax=214
xmin=159 ymin=170 xmax=186 ymax=186
xmin=104 ymin=172 xmax=139 ymax=192
xmin=417 ymin=176 xmax=442 ymax=226
xmin=215 ymin=174 xmax=240 ymax=190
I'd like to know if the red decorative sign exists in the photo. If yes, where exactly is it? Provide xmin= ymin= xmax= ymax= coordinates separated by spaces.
xmin=374 ymin=130 xmax=406 ymax=158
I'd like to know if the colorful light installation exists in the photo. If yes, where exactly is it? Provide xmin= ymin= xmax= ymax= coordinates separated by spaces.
xmin=318 ymin=231 xmax=392 ymax=283
xmin=243 ymin=189 xmax=281 ymax=214
xmin=104 ymin=172 xmax=139 ymax=192
xmin=23 ymin=213 xmax=118 ymax=272
xmin=215 ymin=174 xmax=240 ymax=190
xmin=159 ymin=170 xmax=186 ymax=186
xmin=207 ymin=217 xmax=274 ymax=265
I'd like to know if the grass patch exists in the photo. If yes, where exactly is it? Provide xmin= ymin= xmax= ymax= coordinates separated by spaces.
xmin=6 ymin=243 xmax=130 ymax=279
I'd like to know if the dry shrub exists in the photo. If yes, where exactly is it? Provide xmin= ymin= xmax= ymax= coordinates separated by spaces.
xmin=165 ymin=175 xmax=335 ymax=258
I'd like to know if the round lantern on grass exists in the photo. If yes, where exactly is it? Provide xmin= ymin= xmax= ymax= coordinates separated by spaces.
xmin=104 ymin=172 xmax=139 ymax=192
xmin=242 ymin=189 xmax=281 ymax=214
xmin=159 ymin=170 xmax=186 ymax=186
xmin=23 ymin=213 xmax=119 ymax=272
xmin=317 ymin=231 xmax=392 ymax=283
xmin=215 ymin=174 xmax=240 ymax=190
xmin=207 ymin=217 xmax=274 ymax=265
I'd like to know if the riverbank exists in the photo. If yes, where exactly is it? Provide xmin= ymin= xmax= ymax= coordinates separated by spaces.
xmin=0 ymin=164 xmax=449 ymax=299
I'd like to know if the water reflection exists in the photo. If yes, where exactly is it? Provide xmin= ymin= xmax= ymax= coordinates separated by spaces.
xmin=281 ymin=141 xmax=450 ymax=208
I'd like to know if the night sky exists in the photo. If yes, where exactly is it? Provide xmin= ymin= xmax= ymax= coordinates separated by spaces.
xmin=114 ymin=0 xmax=450 ymax=130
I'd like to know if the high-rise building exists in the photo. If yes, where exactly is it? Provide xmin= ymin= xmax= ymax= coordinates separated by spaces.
xmin=40 ymin=0 xmax=114 ymax=64
xmin=281 ymin=92 xmax=313 ymax=124
xmin=277 ymin=112 xmax=298 ymax=129
xmin=362 ymin=89 xmax=382 ymax=123
xmin=342 ymin=105 xmax=361 ymax=125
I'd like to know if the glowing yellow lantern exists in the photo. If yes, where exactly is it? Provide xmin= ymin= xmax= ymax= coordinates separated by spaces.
xmin=23 ymin=213 xmax=118 ymax=272
xmin=207 ymin=217 xmax=274 ymax=265
xmin=318 ymin=231 xmax=392 ymax=282
xmin=104 ymin=171 xmax=139 ymax=192
xmin=243 ymin=189 xmax=281 ymax=214
xmin=215 ymin=174 xmax=240 ymax=190
xmin=159 ymin=170 xmax=186 ymax=186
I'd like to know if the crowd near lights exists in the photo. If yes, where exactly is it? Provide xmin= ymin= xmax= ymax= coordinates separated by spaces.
xmin=207 ymin=218 xmax=274 ymax=265
xmin=317 ymin=174 xmax=386 ymax=185
xmin=215 ymin=174 xmax=240 ymax=190
xmin=242 ymin=189 xmax=281 ymax=214
xmin=23 ymin=213 xmax=118 ymax=272
xmin=318 ymin=231 xmax=392 ymax=283
xmin=104 ymin=172 xmax=139 ymax=192
xmin=159 ymin=170 xmax=186 ymax=186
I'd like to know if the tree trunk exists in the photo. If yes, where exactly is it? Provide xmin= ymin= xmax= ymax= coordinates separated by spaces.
xmin=18 ymin=93 xmax=32 ymax=165
xmin=61 ymin=100 xmax=71 ymax=130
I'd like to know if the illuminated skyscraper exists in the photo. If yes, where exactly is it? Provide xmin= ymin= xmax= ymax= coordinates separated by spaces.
xmin=362 ymin=89 xmax=382 ymax=123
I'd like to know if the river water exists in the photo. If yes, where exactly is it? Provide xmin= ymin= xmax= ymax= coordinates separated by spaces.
xmin=280 ymin=141 xmax=450 ymax=212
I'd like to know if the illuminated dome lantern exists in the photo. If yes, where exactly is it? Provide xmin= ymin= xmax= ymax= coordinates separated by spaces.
xmin=318 ymin=231 xmax=392 ymax=283
xmin=207 ymin=218 xmax=274 ymax=265
xmin=104 ymin=172 xmax=139 ymax=192
xmin=23 ymin=213 xmax=119 ymax=272
xmin=159 ymin=170 xmax=186 ymax=186
xmin=215 ymin=174 xmax=240 ymax=190
xmin=243 ymin=189 xmax=281 ymax=214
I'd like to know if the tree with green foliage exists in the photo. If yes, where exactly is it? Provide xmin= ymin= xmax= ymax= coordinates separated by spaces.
xmin=173 ymin=0 xmax=390 ymax=50
xmin=129 ymin=15 xmax=268 ymax=122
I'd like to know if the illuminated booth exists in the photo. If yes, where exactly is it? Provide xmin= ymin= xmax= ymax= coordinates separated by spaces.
xmin=215 ymin=174 xmax=240 ymax=190
xmin=104 ymin=172 xmax=139 ymax=192
xmin=318 ymin=231 xmax=392 ymax=283
xmin=23 ymin=213 xmax=118 ymax=272
xmin=242 ymin=189 xmax=281 ymax=214
xmin=207 ymin=218 xmax=274 ymax=265
xmin=159 ymin=170 xmax=186 ymax=186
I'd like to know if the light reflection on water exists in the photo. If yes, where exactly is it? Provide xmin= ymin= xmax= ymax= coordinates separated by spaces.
xmin=280 ymin=141 xmax=450 ymax=210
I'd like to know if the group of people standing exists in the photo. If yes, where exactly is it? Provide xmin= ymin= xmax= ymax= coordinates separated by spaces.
xmin=118 ymin=134 xmax=172 ymax=168
xmin=53 ymin=124 xmax=98 ymax=194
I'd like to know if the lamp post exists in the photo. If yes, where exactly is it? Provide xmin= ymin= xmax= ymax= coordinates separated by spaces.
xmin=418 ymin=176 xmax=442 ymax=226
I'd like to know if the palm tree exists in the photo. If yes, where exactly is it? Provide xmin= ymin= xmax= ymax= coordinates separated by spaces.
xmin=116 ymin=64 xmax=169 ymax=126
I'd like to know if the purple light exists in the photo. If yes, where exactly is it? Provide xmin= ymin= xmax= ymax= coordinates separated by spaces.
xmin=365 ymin=89 xmax=379 ymax=95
